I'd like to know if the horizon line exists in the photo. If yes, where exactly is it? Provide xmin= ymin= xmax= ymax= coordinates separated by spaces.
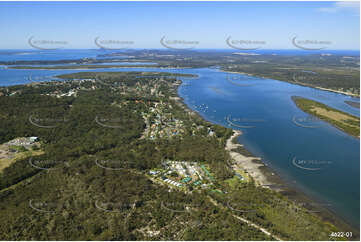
xmin=0 ymin=48 xmax=360 ymax=51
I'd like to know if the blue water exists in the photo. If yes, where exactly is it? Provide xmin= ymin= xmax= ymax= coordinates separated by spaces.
xmin=8 ymin=62 xmax=157 ymax=67
xmin=0 ymin=49 xmax=129 ymax=61
xmin=0 ymin=50 xmax=359 ymax=228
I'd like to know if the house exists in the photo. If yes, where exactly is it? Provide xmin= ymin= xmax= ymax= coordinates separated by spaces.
xmin=182 ymin=177 xmax=192 ymax=183
xmin=149 ymin=170 xmax=159 ymax=175
xmin=29 ymin=137 xmax=39 ymax=143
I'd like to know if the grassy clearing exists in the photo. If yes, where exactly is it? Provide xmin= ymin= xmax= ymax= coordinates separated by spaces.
xmin=0 ymin=148 xmax=44 ymax=173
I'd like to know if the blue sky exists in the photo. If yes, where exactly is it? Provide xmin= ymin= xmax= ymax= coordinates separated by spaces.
xmin=0 ymin=1 xmax=359 ymax=50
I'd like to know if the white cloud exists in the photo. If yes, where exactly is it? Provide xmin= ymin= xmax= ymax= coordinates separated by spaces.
xmin=317 ymin=1 xmax=360 ymax=15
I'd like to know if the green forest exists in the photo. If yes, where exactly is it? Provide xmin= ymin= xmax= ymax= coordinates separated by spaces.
xmin=0 ymin=72 xmax=355 ymax=240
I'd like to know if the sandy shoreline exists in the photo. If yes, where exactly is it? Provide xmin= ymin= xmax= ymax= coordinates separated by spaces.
xmin=225 ymin=129 xmax=285 ymax=190
xmin=225 ymin=130 xmax=267 ymax=185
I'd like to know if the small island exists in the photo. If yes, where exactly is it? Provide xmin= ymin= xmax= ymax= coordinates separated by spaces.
xmin=292 ymin=96 xmax=360 ymax=138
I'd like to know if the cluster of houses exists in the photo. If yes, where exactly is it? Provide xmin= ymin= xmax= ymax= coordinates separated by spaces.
xmin=163 ymin=178 xmax=182 ymax=187
xmin=149 ymin=170 xmax=183 ymax=187
xmin=0 ymin=137 xmax=40 ymax=160
xmin=7 ymin=137 xmax=39 ymax=147
xmin=142 ymin=102 xmax=185 ymax=140
xmin=57 ymin=90 xmax=77 ymax=97
xmin=148 ymin=160 xmax=216 ymax=191
xmin=43 ymin=78 xmax=99 ymax=98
